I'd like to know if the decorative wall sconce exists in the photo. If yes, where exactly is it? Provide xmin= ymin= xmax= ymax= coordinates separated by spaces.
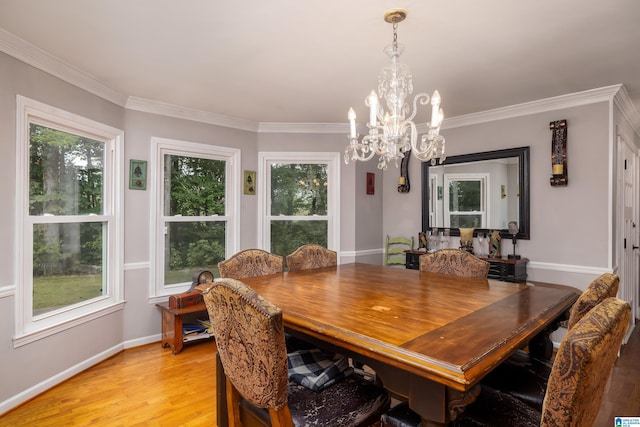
xmin=398 ymin=149 xmax=410 ymax=193
xmin=550 ymin=119 xmax=568 ymax=186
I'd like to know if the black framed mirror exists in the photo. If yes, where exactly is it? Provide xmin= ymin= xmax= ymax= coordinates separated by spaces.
xmin=421 ymin=146 xmax=530 ymax=239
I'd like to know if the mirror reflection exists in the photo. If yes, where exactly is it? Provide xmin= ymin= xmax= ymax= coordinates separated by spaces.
xmin=421 ymin=147 xmax=530 ymax=239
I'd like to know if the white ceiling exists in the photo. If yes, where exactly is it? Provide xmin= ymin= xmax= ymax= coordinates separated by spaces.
xmin=1 ymin=0 xmax=639 ymax=126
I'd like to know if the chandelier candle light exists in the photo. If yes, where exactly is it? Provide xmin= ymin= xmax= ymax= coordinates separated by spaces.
xmin=345 ymin=9 xmax=446 ymax=170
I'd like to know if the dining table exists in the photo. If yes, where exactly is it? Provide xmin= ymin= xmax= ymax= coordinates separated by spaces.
xmin=214 ymin=262 xmax=580 ymax=426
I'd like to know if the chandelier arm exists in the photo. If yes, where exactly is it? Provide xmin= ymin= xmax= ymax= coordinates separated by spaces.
xmin=406 ymin=93 xmax=430 ymax=122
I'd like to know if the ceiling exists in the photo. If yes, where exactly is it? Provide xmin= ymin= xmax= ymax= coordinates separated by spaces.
xmin=1 ymin=0 xmax=639 ymax=126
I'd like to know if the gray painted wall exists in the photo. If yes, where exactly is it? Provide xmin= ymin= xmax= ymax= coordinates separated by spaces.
xmin=1 ymin=48 xmax=638 ymax=413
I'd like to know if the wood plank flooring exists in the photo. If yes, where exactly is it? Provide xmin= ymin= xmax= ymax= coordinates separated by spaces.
xmin=1 ymin=325 xmax=639 ymax=426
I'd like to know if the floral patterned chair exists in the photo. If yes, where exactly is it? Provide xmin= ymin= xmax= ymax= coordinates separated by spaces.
xmin=286 ymin=244 xmax=337 ymax=272
xmin=218 ymin=248 xmax=284 ymax=279
xmin=381 ymin=297 xmax=631 ymax=427
xmin=203 ymin=278 xmax=390 ymax=427
xmin=418 ymin=249 xmax=489 ymax=279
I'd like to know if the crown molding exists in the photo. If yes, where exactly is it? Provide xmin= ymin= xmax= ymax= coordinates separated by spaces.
xmin=258 ymin=122 xmax=347 ymax=134
xmin=437 ymin=85 xmax=623 ymax=131
xmin=613 ymin=85 xmax=640 ymax=135
xmin=125 ymin=97 xmax=259 ymax=132
xmin=0 ymin=28 xmax=128 ymax=107
xmin=2 ymin=26 xmax=637 ymax=135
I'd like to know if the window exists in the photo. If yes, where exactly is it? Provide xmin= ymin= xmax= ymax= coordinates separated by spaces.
xmin=258 ymin=153 xmax=340 ymax=259
xmin=15 ymin=96 xmax=123 ymax=345
xmin=150 ymin=138 xmax=239 ymax=298
xmin=443 ymin=173 xmax=488 ymax=228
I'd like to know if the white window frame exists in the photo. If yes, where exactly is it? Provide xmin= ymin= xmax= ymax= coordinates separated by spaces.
xmin=257 ymin=152 xmax=340 ymax=254
xmin=149 ymin=137 xmax=240 ymax=300
xmin=443 ymin=173 xmax=489 ymax=228
xmin=14 ymin=95 xmax=124 ymax=347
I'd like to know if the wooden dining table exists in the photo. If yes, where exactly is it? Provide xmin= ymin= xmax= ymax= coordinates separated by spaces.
xmin=214 ymin=262 xmax=580 ymax=426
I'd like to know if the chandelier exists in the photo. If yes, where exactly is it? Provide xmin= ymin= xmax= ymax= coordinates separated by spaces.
xmin=345 ymin=9 xmax=445 ymax=170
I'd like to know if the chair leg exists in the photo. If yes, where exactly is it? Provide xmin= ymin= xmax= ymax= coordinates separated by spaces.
xmin=226 ymin=378 xmax=242 ymax=427
xmin=268 ymin=405 xmax=294 ymax=427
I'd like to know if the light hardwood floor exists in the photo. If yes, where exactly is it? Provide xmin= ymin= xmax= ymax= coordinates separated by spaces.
xmin=1 ymin=325 xmax=639 ymax=426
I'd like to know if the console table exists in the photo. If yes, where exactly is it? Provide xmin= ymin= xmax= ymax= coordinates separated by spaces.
xmin=156 ymin=301 xmax=212 ymax=354
xmin=405 ymin=250 xmax=528 ymax=283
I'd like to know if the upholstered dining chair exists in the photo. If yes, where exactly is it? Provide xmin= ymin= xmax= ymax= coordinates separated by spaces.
xmin=286 ymin=244 xmax=337 ymax=271
xmin=419 ymin=248 xmax=490 ymax=279
xmin=481 ymin=272 xmax=621 ymax=410
xmin=218 ymin=248 xmax=284 ymax=279
xmin=381 ymin=297 xmax=631 ymax=427
xmin=202 ymin=278 xmax=391 ymax=427
xmin=567 ymin=272 xmax=619 ymax=329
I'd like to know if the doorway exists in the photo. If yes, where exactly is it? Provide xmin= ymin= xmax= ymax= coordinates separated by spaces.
xmin=619 ymin=135 xmax=638 ymax=342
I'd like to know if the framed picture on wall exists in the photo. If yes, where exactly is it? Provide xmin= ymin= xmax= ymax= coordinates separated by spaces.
xmin=129 ymin=159 xmax=147 ymax=190
xmin=366 ymin=172 xmax=375 ymax=195
xmin=244 ymin=170 xmax=256 ymax=195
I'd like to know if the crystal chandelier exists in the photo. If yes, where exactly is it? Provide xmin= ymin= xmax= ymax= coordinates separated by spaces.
xmin=345 ymin=9 xmax=445 ymax=170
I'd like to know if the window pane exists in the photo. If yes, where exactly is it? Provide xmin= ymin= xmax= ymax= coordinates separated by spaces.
xmin=164 ymin=221 xmax=226 ymax=285
xmin=449 ymin=215 xmax=483 ymax=228
xmin=270 ymin=163 xmax=328 ymax=216
xmin=29 ymin=124 xmax=104 ymax=216
xmin=164 ymin=155 xmax=225 ymax=216
xmin=270 ymin=220 xmax=328 ymax=257
xmin=33 ymin=222 xmax=104 ymax=315
xmin=449 ymin=181 xmax=481 ymax=212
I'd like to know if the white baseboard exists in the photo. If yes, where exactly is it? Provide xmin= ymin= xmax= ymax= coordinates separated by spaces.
xmin=0 ymin=334 xmax=160 ymax=416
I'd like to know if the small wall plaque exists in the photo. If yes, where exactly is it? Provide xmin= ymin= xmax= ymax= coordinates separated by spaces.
xmin=129 ymin=159 xmax=147 ymax=190
xmin=366 ymin=172 xmax=375 ymax=195
xmin=244 ymin=170 xmax=256 ymax=195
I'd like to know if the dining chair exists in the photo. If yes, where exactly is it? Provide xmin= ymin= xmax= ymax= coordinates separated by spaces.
xmin=567 ymin=272 xmax=619 ymax=329
xmin=382 ymin=297 xmax=631 ymax=427
xmin=481 ymin=272 xmax=621 ymax=410
xmin=384 ymin=235 xmax=414 ymax=266
xmin=218 ymin=248 xmax=284 ymax=279
xmin=418 ymin=248 xmax=490 ymax=279
xmin=286 ymin=244 xmax=337 ymax=271
xmin=203 ymin=278 xmax=391 ymax=427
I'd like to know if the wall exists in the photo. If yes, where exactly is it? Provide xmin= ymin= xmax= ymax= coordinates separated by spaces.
xmin=0 ymin=51 xmax=126 ymax=410
xmin=256 ymin=132 xmax=385 ymax=263
xmin=0 ymin=52 xmax=259 ymax=412
xmin=382 ymin=101 xmax=613 ymax=289
xmin=2 ymin=48 xmax=639 ymax=414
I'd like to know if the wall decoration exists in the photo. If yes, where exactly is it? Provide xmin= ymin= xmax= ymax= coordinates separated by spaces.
xmin=129 ymin=159 xmax=147 ymax=190
xmin=500 ymin=184 xmax=506 ymax=199
xmin=244 ymin=170 xmax=256 ymax=195
xmin=366 ymin=172 xmax=375 ymax=195
xmin=397 ymin=149 xmax=411 ymax=193
xmin=550 ymin=119 xmax=568 ymax=186
xmin=489 ymin=230 xmax=501 ymax=258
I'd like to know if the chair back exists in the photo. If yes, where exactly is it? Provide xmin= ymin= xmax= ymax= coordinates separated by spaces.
xmin=202 ymin=279 xmax=291 ymax=419
xmin=286 ymin=244 xmax=337 ymax=271
xmin=541 ymin=297 xmax=630 ymax=427
xmin=419 ymin=248 xmax=490 ymax=279
xmin=567 ymin=273 xmax=620 ymax=329
xmin=385 ymin=235 xmax=414 ymax=266
xmin=218 ymin=248 xmax=284 ymax=279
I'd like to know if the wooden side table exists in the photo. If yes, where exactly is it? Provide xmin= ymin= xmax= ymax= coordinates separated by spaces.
xmin=156 ymin=301 xmax=211 ymax=354
xmin=404 ymin=250 xmax=528 ymax=283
